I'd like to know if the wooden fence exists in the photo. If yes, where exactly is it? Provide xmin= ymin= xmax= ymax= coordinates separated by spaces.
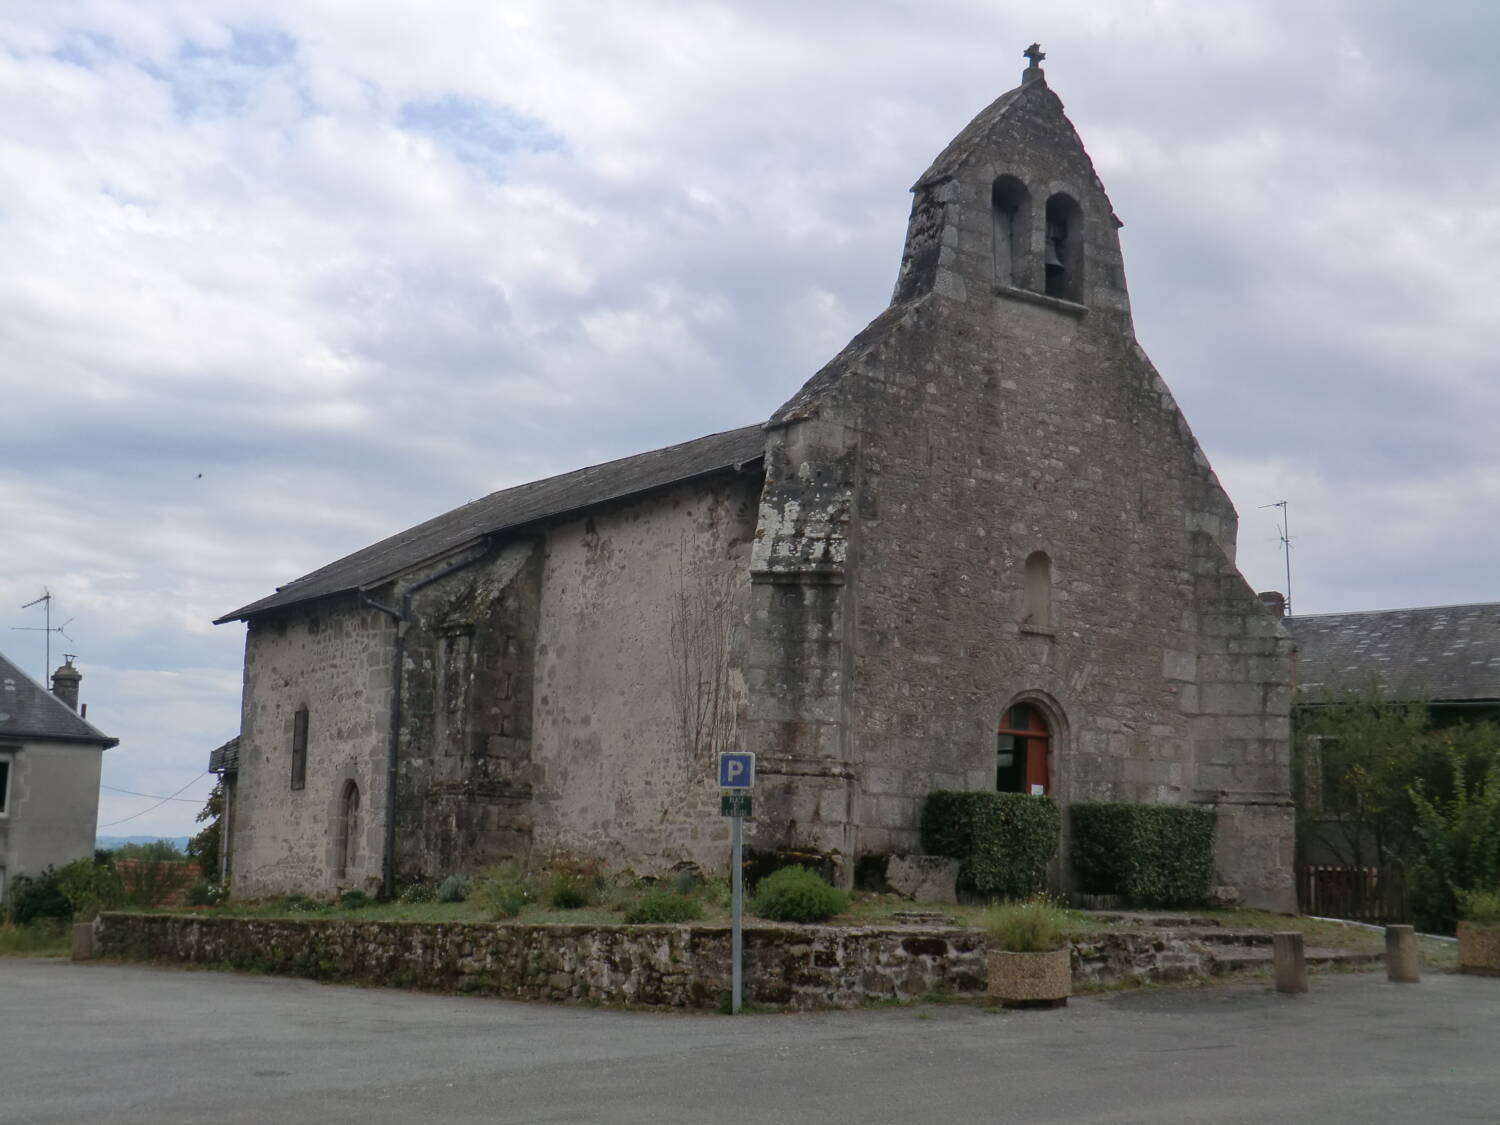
xmin=1297 ymin=864 xmax=1408 ymax=923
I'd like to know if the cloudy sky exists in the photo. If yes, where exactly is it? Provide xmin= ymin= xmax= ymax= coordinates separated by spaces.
xmin=3 ymin=0 xmax=1496 ymax=839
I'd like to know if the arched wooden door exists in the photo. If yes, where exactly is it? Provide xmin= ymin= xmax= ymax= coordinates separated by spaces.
xmin=997 ymin=703 xmax=1051 ymax=796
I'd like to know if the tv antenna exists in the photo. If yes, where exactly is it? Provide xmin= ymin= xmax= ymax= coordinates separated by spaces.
xmin=12 ymin=588 xmax=74 ymax=680
xmin=1258 ymin=501 xmax=1292 ymax=616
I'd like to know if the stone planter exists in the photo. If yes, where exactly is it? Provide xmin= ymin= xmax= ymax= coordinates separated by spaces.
xmin=1457 ymin=922 xmax=1500 ymax=975
xmin=986 ymin=948 xmax=1071 ymax=1007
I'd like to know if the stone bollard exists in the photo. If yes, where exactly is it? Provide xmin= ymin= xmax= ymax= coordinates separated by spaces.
xmin=71 ymin=920 xmax=95 ymax=962
xmin=1273 ymin=931 xmax=1308 ymax=994
xmin=1385 ymin=924 xmax=1421 ymax=983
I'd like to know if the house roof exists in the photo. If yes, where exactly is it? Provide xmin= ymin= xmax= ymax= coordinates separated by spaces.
xmin=1287 ymin=603 xmax=1500 ymax=704
xmin=208 ymin=735 xmax=239 ymax=774
xmin=217 ymin=423 xmax=767 ymax=623
xmin=0 ymin=653 xmax=118 ymax=748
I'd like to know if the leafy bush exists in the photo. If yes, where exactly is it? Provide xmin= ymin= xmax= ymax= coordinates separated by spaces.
xmin=339 ymin=890 xmax=372 ymax=910
xmin=7 ymin=869 xmax=71 ymax=925
xmin=282 ymin=893 xmax=322 ymax=913
xmin=624 ymin=889 xmax=703 ymax=924
xmin=984 ymin=898 xmax=1075 ymax=952
xmin=57 ymin=857 xmax=122 ymax=919
xmin=396 ymin=877 xmax=437 ymax=904
xmin=545 ymin=871 xmax=595 ymax=910
xmin=436 ymin=874 xmax=472 ymax=903
xmin=749 ymin=866 xmax=848 ymax=923
xmin=472 ymin=864 xmax=536 ymax=920
xmin=1458 ymin=888 xmax=1500 ymax=927
xmin=921 ymin=791 xmax=1060 ymax=899
xmin=1409 ymin=755 xmax=1500 ymax=931
xmin=185 ymin=879 xmax=225 ymax=908
xmin=1070 ymin=802 xmax=1217 ymax=908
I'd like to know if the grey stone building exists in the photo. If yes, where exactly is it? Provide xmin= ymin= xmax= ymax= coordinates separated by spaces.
xmin=216 ymin=55 xmax=1295 ymax=909
xmin=0 ymin=653 xmax=117 ymax=900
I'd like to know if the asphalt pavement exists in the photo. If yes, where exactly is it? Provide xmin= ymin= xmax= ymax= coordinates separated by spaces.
xmin=3 ymin=958 xmax=1497 ymax=1124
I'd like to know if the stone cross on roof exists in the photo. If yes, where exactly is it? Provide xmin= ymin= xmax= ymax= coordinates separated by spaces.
xmin=1023 ymin=43 xmax=1046 ymax=68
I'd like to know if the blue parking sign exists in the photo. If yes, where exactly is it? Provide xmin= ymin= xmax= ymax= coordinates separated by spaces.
xmin=718 ymin=752 xmax=755 ymax=790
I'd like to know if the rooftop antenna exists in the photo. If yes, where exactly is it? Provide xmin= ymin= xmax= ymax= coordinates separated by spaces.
xmin=1258 ymin=501 xmax=1292 ymax=616
xmin=13 ymin=588 xmax=74 ymax=681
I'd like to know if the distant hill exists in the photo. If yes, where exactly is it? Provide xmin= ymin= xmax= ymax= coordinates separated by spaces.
xmin=97 ymin=835 xmax=191 ymax=852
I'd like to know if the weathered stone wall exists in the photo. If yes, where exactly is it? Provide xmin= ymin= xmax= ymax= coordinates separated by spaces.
xmin=531 ymin=474 xmax=759 ymax=873
xmin=744 ymin=73 xmax=1294 ymax=907
xmin=96 ymin=913 xmax=987 ymax=1009
xmin=230 ymin=598 xmax=393 ymax=897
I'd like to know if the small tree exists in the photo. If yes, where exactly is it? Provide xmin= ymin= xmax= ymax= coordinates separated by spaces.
xmin=1409 ymin=755 xmax=1500 ymax=932
xmin=186 ymin=780 xmax=224 ymax=881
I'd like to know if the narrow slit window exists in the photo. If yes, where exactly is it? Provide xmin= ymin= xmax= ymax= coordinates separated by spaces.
xmin=1023 ymin=550 xmax=1052 ymax=628
xmin=290 ymin=707 xmax=308 ymax=791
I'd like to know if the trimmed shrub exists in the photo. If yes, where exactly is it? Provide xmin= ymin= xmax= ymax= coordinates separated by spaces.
xmin=436 ymin=874 xmax=472 ymax=904
xmin=984 ymin=898 xmax=1076 ymax=952
xmin=1070 ymin=802 xmax=1217 ymax=908
xmin=921 ymin=791 xmax=1061 ymax=900
xmin=624 ymin=890 xmax=703 ymax=924
xmin=749 ymin=866 xmax=848 ymax=923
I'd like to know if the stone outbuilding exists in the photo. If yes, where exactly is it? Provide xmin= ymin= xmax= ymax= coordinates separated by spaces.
xmin=215 ymin=54 xmax=1295 ymax=909
xmin=0 ymin=652 xmax=117 ymax=900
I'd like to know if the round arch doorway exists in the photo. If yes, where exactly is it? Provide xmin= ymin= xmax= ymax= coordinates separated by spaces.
xmin=996 ymin=702 xmax=1051 ymax=796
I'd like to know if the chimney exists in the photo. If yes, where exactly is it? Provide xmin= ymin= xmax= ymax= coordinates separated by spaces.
xmin=1257 ymin=591 xmax=1288 ymax=617
xmin=51 ymin=656 xmax=82 ymax=711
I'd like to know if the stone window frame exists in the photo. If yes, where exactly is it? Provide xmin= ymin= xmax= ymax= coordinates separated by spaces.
xmin=325 ymin=763 xmax=367 ymax=884
xmin=0 ymin=746 xmax=14 ymax=817
xmin=289 ymin=705 xmax=309 ymax=792
xmin=995 ymin=691 xmax=1069 ymax=801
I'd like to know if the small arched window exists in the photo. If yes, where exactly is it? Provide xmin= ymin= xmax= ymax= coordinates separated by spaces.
xmin=992 ymin=175 xmax=1032 ymax=288
xmin=1044 ymin=192 xmax=1085 ymax=302
xmin=333 ymin=780 xmax=360 ymax=879
xmin=1023 ymin=550 xmax=1052 ymax=628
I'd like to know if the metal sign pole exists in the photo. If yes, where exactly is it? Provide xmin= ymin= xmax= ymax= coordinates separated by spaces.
xmin=731 ymin=812 xmax=743 ymax=1014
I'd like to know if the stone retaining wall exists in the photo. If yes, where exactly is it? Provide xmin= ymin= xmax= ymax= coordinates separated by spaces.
xmin=96 ymin=914 xmax=988 ymax=1009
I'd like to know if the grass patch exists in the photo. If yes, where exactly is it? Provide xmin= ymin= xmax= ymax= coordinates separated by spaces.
xmin=0 ymin=920 xmax=69 ymax=957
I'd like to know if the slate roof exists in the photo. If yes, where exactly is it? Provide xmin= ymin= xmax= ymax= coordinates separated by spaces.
xmin=208 ymin=735 xmax=239 ymax=773
xmin=1287 ymin=603 xmax=1500 ymax=704
xmin=0 ymin=653 xmax=118 ymax=748
xmin=218 ymin=423 xmax=767 ymax=623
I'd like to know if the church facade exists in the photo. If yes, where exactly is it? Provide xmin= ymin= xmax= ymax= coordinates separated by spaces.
xmin=216 ymin=57 xmax=1296 ymax=910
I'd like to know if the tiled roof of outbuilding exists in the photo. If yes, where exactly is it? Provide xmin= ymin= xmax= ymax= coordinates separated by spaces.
xmin=208 ymin=735 xmax=239 ymax=774
xmin=217 ymin=423 xmax=767 ymax=623
xmin=1287 ymin=603 xmax=1500 ymax=703
xmin=0 ymin=652 xmax=118 ymax=747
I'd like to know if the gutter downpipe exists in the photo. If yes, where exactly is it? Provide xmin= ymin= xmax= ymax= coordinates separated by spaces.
xmin=360 ymin=546 xmax=491 ymax=901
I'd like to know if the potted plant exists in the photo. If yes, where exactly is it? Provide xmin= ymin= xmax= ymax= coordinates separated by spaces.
xmin=983 ymin=898 xmax=1074 ymax=1007
xmin=1457 ymin=890 xmax=1500 ymax=975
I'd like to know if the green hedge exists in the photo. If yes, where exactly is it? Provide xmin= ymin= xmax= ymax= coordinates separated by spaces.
xmin=1070 ymin=803 xmax=1218 ymax=908
xmin=920 ymin=791 xmax=1060 ymax=899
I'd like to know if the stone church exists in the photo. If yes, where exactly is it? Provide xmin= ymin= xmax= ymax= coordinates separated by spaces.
xmin=215 ymin=53 xmax=1295 ymax=910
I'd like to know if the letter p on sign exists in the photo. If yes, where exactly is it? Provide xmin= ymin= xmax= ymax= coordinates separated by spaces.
xmin=718 ymin=752 xmax=755 ymax=790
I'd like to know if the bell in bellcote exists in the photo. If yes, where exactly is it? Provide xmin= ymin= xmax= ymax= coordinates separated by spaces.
xmin=1045 ymin=238 xmax=1064 ymax=268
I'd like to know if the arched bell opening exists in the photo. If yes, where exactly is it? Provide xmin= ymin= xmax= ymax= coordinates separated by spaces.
xmin=992 ymin=175 xmax=1033 ymax=289
xmin=1044 ymin=192 xmax=1085 ymax=303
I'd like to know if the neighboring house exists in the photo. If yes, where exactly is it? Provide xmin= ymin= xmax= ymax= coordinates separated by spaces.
xmin=0 ymin=653 xmax=118 ymax=901
xmin=1287 ymin=603 xmax=1500 ymax=723
xmin=215 ymin=54 xmax=1295 ymax=909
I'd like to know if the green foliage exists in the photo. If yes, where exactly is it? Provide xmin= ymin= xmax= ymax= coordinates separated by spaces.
xmin=0 ymin=920 xmax=69 ymax=956
xmin=185 ymin=879 xmax=225 ymax=908
xmin=1070 ymin=803 xmax=1217 ymax=908
xmin=282 ymin=893 xmax=322 ymax=913
xmin=921 ymin=791 xmax=1060 ymax=899
xmin=339 ymin=890 xmax=372 ymax=910
xmin=671 ymin=869 xmax=699 ymax=896
xmin=185 ymin=781 xmax=224 ymax=880
xmin=1458 ymin=888 xmax=1500 ymax=927
xmin=436 ymin=874 xmax=472 ymax=903
xmin=57 ymin=857 xmax=123 ymax=919
xmin=983 ymin=898 xmax=1075 ymax=952
xmin=112 ymin=840 xmax=188 ymax=862
xmin=749 ymin=865 xmax=848 ymax=923
xmin=7 ymin=868 xmax=71 ymax=925
xmin=396 ymin=877 xmax=437 ymax=904
xmin=471 ymin=863 xmax=536 ymax=920
xmin=624 ymin=889 xmax=704 ymax=924
xmin=1408 ymin=755 xmax=1500 ymax=932
xmin=545 ymin=871 xmax=596 ymax=910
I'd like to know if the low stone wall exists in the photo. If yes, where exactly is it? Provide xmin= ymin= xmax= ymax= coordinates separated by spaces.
xmin=96 ymin=914 xmax=988 ymax=1009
